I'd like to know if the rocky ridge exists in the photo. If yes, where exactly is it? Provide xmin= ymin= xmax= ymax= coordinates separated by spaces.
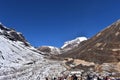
xmin=59 ymin=20 xmax=120 ymax=76
xmin=0 ymin=23 xmax=66 ymax=80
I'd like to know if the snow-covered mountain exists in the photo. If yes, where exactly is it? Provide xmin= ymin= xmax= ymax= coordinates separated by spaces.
xmin=0 ymin=23 xmax=66 ymax=80
xmin=59 ymin=20 xmax=120 ymax=75
xmin=38 ymin=46 xmax=61 ymax=55
xmin=61 ymin=37 xmax=87 ymax=51
xmin=38 ymin=37 xmax=87 ymax=55
xmin=61 ymin=20 xmax=120 ymax=64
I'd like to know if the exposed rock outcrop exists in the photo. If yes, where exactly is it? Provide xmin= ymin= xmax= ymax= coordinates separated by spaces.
xmin=0 ymin=23 xmax=29 ymax=46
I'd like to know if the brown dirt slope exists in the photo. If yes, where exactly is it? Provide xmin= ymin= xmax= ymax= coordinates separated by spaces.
xmin=60 ymin=20 xmax=120 ymax=64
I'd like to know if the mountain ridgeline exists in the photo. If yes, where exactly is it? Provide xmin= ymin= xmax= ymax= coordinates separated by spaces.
xmin=0 ymin=23 xmax=66 ymax=80
xmin=60 ymin=20 xmax=120 ymax=64
xmin=0 ymin=20 xmax=120 ymax=79
xmin=0 ymin=23 xmax=29 ymax=46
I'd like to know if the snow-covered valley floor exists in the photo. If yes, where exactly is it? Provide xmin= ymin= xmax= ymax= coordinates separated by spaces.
xmin=0 ymin=59 xmax=66 ymax=80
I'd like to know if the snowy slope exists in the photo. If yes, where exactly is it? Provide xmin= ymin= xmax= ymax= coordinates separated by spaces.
xmin=38 ymin=46 xmax=61 ymax=55
xmin=38 ymin=37 xmax=87 ymax=55
xmin=0 ymin=24 xmax=66 ymax=80
xmin=61 ymin=37 xmax=87 ymax=50
xmin=46 ymin=46 xmax=61 ymax=54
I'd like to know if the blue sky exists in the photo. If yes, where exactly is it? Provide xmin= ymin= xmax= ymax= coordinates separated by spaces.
xmin=0 ymin=0 xmax=120 ymax=47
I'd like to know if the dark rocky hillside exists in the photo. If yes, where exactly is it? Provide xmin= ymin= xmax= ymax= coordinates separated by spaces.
xmin=60 ymin=20 xmax=120 ymax=64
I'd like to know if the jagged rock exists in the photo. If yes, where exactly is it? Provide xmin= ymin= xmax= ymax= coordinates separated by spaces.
xmin=0 ymin=23 xmax=30 ymax=46
xmin=0 ymin=24 xmax=11 ymax=31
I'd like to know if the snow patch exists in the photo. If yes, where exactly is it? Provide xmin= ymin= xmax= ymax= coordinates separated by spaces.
xmin=61 ymin=37 xmax=87 ymax=49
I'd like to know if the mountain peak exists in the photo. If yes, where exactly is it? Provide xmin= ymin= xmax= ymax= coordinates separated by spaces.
xmin=38 ymin=45 xmax=61 ymax=55
xmin=61 ymin=37 xmax=87 ymax=49
xmin=0 ymin=23 xmax=11 ymax=31
xmin=61 ymin=20 xmax=120 ymax=64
